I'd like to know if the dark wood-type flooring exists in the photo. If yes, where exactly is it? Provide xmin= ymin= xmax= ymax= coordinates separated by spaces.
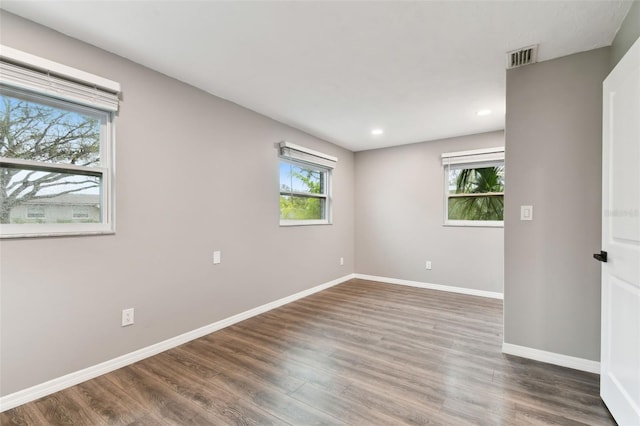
xmin=1 ymin=279 xmax=615 ymax=425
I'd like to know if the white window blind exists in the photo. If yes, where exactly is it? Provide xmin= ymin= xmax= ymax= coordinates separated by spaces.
xmin=0 ymin=45 xmax=120 ymax=112
xmin=0 ymin=46 xmax=118 ymax=238
xmin=279 ymin=141 xmax=337 ymax=169
xmin=441 ymin=147 xmax=504 ymax=166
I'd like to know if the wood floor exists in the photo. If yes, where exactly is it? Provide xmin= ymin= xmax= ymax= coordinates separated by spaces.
xmin=1 ymin=279 xmax=615 ymax=425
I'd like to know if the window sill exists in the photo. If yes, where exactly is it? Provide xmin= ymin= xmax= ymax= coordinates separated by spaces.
xmin=0 ymin=224 xmax=115 ymax=239
xmin=280 ymin=219 xmax=332 ymax=227
xmin=444 ymin=220 xmax=503 ymax=228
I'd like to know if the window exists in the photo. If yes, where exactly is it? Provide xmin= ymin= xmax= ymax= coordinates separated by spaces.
xmin=26 ymin=206 xmax=45 ymax=219
xmin=279 ymin=141 xmax=337 ymax=226
xmin=72 ymin=207 xmax=90 ymax=219
xmin=442 ymin=147 xmax=505 ymax=227
xmin=0 ymin=46 xmax=119 ymax=238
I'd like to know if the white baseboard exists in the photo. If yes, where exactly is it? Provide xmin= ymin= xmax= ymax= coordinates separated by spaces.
xmin=0 ymin=273 xmax=356 ymax=412
xmin=502 ymin=342 xmax=600 ymax=374
xmin=354 ymin=273 xmax=503 ymax=300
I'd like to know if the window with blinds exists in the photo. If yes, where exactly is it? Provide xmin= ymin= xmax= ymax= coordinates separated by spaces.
xmin=279 ymin=141 xmax=337 ymax=226
xmin=442 ymin=147 xmax=505 ymax=227
xmin=0 ymin=45 xmax=120 ymax=238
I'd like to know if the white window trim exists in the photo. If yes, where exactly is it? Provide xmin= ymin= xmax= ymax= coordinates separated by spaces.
xmin=444 ymin=219 xmax=504 ymax=228
xmin=0 ymin=47 xmax=118 ymax=238
xmin=280 ymin=218 xmax=331 ymax=227
xmin=442 ymin=147 xmax=505 ymax=228
xmin=0 ymin=45 xmax=120 ymax=108
xmin=279 ymin=142 xmax=335 ymax=226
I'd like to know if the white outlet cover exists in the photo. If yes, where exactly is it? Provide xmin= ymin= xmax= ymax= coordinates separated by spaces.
xmin=122 ymin=308 xmax=134 ymax=326
xmin=521 ymin=205 xmax=533 ymax=221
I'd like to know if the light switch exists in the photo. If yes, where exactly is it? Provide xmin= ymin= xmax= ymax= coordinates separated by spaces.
xmin=213 ymin=251 xmax=221 ymax=264
xmin=520 ymin=205 xmax=533 ymax=221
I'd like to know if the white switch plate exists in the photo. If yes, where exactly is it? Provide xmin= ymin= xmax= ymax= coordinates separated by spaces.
xmin=520 ymin=205 xmax=533 ymax=221
xmin=340 ymin=257 xmax=344 ymax=266
xmin=426 ymin=261 xmax=432 ymax=270
xmin=122 ymin=308 xmax=134 ymax=326
xmin=213 ymin=251 xmax=221 ymax=264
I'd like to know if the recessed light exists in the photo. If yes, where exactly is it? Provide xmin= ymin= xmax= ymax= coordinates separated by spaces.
xmin=476 ymin=109 xmax=492 ymax=116
xmin=371 ymin=128 xmax=384 ymax=135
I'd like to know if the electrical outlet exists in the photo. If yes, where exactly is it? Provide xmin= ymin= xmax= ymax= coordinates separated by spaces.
xmin=122 ymin=308 xmax=134 ymax=326
xmin=425 ymin=261 xmax=432 ymax=270
xmin=340 ymin=257 xmax=344 ymax=266
xmin=213 ymin=251 xmax=221 ymax=264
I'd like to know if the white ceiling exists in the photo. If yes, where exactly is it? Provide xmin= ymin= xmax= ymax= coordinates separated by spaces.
xmin=1 ymin=1 xmax=633 ymax=151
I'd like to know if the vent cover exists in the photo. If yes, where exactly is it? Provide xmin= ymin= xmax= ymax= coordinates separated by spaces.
xmin=506 ymin=45 xmax=538 ymax=69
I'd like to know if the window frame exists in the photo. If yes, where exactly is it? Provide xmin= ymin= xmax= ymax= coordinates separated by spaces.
xmin=279 ymin=141 xmax=336 ymax=227
xmin=0 ymin=46 xmax=119 ymax=238
xmin=442 ymin=147 xmax=505 ymax=228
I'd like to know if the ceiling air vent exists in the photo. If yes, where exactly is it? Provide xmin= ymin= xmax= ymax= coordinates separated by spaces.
xmin=506 ymin=45 xmax=538 ymax=69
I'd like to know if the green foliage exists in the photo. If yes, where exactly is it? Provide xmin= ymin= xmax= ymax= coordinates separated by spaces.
xmin=280 ymin=167 xmax=325 ymax=220
xmin=448 ymin=166 xmax=504 ymax=221
xmin=280 ymin=195 xmax=323 ymax=220
xmin=295 ymin=169 xmax=322 ymax=194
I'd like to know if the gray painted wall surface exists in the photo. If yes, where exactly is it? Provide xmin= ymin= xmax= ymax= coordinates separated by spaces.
xmin=355 ymin=131 xmax=504 ymax=294
xmin=504 ymin=48 xmax=610 ymax=361
xmin=611 ymin=1 xmax=640 ymax=67
xmin=0 ymin=12 xmax=355 ymax=396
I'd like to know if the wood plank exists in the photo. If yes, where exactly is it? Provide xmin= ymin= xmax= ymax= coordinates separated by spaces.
xmin=133 ymin=354 xmax=288 ymax=425
xmin=69 ymin=375 xmax=160 ymax=425
xmin=104 ymin=365 xmax=217 ymax=425
xmin=1 ymin=279 xmax=614 ymax=424
xmin=0 ymin=400 xmax=49 ymax=425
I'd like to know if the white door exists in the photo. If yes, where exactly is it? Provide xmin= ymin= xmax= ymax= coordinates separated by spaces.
xmin=600 ymin=35 xmax=640 ymax=426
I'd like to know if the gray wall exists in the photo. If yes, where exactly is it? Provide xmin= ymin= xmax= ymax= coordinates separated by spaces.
xmin=504 ymin=47 xmax=611 ymax=361
xmin=355 ymin=131 xmax=504 ymax=294
xmin=611 ymin=0 xmax=640 ymax=67
xmin=0 ymin=11 xmax=355 ymax=396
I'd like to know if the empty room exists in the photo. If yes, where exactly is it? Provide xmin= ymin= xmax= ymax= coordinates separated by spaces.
xmin=1 ymin=1 xmax=639 ymax=425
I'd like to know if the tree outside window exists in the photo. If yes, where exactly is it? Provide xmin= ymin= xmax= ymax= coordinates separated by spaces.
xmin=447 ymin=165 xmax=505 ymax=222
xmin=279 ymin=160 xmax=329 ymax=224
xmin=1 ymin=91 xmax=103 ymax=225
